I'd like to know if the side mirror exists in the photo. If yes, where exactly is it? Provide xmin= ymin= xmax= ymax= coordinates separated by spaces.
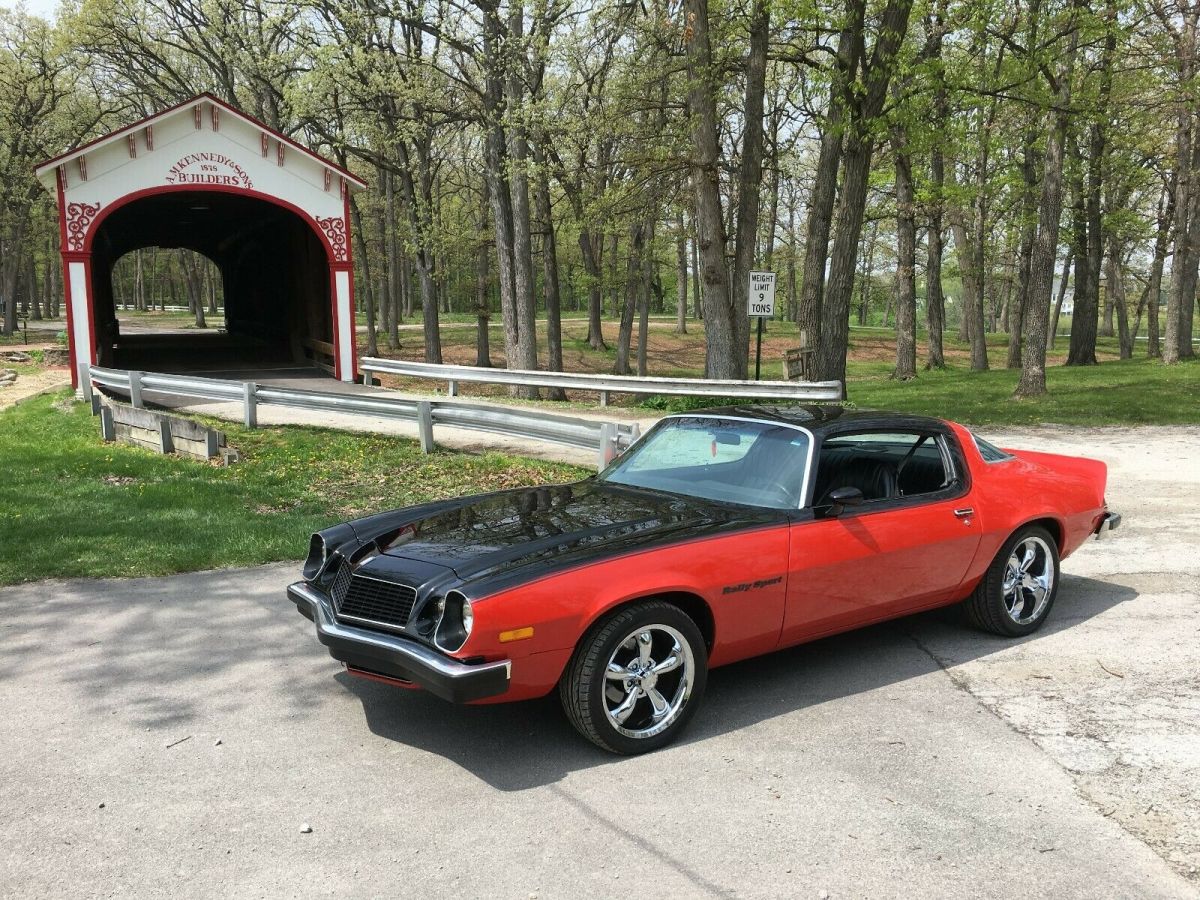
xmin=824 ymin=486 xmax=864 ymax=517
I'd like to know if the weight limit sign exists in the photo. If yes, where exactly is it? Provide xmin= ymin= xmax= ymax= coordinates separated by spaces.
xmin=749 ymin=271 xmax=776 ymax=379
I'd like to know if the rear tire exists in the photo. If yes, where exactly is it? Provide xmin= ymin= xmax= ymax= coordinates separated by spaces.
xmin=559 ymin=600 xmax=708 ymax=755
xmin=964 ymin=525 xmax=1060 ymax=637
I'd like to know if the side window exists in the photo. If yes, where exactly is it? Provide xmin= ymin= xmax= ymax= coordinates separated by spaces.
xmin=972 ymin=433 xmax=1013 ymax=462
xmin=814 ymin=431 xmax=951 ymax=505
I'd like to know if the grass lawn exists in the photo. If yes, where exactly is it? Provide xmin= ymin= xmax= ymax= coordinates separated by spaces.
xmin=846 ymin=356 xmax=1200 ymax=425
xmin=0 ymin=392 xmax=587 ymax=585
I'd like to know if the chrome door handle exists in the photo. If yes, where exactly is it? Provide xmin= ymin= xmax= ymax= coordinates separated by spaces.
xmin=954 ymin=508 xmax=975 ymax=518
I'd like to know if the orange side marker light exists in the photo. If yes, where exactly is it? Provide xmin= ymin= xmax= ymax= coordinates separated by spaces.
xmin=499 ymin=626 xmax=535 ymax=643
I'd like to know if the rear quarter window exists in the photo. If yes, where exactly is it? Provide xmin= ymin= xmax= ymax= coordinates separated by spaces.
xmin=972 ymin=433 xmax=1014 ymax=462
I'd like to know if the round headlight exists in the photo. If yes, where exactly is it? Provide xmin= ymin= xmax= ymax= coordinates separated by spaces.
xmin=460 ymin=597 xmax=473 ymax=637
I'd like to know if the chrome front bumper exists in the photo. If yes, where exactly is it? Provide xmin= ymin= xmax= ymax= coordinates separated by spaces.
xmin=287 ymin=581 xmax=511 ymax=703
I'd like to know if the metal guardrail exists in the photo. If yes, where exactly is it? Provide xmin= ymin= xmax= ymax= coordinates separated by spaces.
xmin=81 ymin=364 xmax=640 ymax=470
xmin=360 ymin=358 xmax=844 ymax=405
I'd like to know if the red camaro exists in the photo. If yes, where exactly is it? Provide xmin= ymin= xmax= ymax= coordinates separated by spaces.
xmin=288 ymin=406 xmax=1120 ymax=754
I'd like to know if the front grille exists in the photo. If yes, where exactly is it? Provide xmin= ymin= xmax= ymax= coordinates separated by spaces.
xmin=329 ymin=557 xmax=353 ymax=609
xmin=336 ymin=574 xmax=418 ymax=629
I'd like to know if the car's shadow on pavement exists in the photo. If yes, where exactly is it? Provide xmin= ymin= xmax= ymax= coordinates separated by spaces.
xmin=338 ymin=573 xmax=1136 ymax=791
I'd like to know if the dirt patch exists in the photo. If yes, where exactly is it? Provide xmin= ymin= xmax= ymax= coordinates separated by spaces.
xmin=0 ymin=368 xmax=71 ymax=410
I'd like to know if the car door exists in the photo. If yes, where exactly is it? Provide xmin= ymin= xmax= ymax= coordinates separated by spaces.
xmin=778 ymin=428 xmax=982 ymax=647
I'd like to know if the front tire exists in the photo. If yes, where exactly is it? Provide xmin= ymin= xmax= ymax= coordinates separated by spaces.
xmin=560 ymin=600 xmax=708 ymax=755
xmin=964 ymin=525 xmax=1060 ymax=636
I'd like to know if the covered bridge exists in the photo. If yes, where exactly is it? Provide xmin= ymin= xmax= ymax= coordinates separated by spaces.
xmin=36 ymin=94 xmax=366 ymax=385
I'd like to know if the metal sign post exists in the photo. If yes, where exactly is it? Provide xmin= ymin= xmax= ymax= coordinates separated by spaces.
xmin=749 ymin=271 xmax=776 ymax=380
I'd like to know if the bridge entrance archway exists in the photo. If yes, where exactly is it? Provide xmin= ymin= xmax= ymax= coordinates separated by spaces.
xmin=36 ymin=93 xmax=366 ymax=385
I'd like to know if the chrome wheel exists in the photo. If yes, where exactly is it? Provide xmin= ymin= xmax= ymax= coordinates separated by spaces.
xmin=1002 ymin=535 xmax=1055 ymax=625
xmin=602 ymin=624 xmax=695 ymax=740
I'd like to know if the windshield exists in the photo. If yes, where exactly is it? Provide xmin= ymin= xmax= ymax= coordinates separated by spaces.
xmin=599 ymin=416 xmax=811 ymax=509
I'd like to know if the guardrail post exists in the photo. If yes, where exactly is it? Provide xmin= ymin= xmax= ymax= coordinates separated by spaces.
xmin=447 ymin=379 xmax=458 ymax=397
xmin=417 ymin=401 xmax=435 ymax=453
xmin=129 ymin=371 xmax=144 ymax=409
xmin=597 ymin=422 xmax=618 ymax=470
xmin=599 ymin=390 xmax=609 ymax=407
xmin=158 ymin=419 xmax=174 ymax=454
xmin=78 ymin=363 xmax=93 ymax=405
xmin=243 ymin=382 xmax=258 ymax=428
xmin=99 ymin=405 xmax=114 ymax=441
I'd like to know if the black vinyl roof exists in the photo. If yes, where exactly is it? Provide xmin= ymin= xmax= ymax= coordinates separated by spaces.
xmin=669 ymin=405 xmax=951 ymax=436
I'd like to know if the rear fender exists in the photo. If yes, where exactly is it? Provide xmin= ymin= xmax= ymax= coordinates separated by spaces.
xmin=1007 ymin=449 xmax=1107 ymax=507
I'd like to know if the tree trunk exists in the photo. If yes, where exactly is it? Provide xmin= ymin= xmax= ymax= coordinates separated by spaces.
xmin=858 ymin=225 xmax=876 ymax=326
xmin=639 ymin=237 xmax=657 ymax=377
xmin=533 ymin=144 xmax=566 ymax=399
xmin=785 ymin=197 xmax=799 ymax=325
xmin=891 ymin=112 xmax=917 ymax=380
xmin=1146 ymin=182 xmax=1174 ymax=358
xmin=614 ymin=222 xmax=646 ymax=375
xmin=1047 ymin=250 xmax=1073 ymax=350
xmin=967 ymin=132 xmax=990 ymax=370
xmin=947 ymin=167 xmax=984 ymax=356
xmin=133 ymin=249 xmax=145 ymax=313
xmin=386 ymin=174 xmax=402 ymax=349
xmin=394 ymin=140 xmax=442 ymax=364
xmin=1165 ymin=109 xmax=1200 ymax=363
xmin=475 ymin=236 xmax=492 ymax=369
xmin=2 ymin=222 xmax=26 ymax=335
xmin=506 ymin=8 xmax=541 ymax=386
xmin=925 ymin=16 xmax=948 ymax=371
xmin=1108 ymin=242 xmax=1132 ymax=359
xmin=1016 ymin=15 xmax=1078 ymax=397
xmin=1009 ymin=135 xmax=1040 ymax=368
xmin=683 ymin=0 xmax=737 ymax=379
xmin=26 ymin=257 xmax=40 ymax=321
xmin=675 ymin=209 xmax=688 ymax=334
xmin=729 ymin=0 xmax=770 ymax=378
xmin=182 ymin=251 xmax=206 ymax=329
xmin=1068 ymin=127 xmax=1105 ymax=366
xmin=481 ymin=3 xmax=536 ymax=396
xmin=607 ymin=232 xmax=619 ymax=319
xmin=386 ymin=171 xmax=402 ymax=343
xmin=579 ymin=228 xmax=606 ymax=349
xmin=817 ymin=139 xmax=872 ymax=384
xmin=813 ymin=0 xmax=914 ymax=386
xmin=797 ymin=18 xmax=851 ymax=358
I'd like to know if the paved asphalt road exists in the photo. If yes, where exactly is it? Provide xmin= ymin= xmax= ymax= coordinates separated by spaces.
xmin=2 ymin=427 xmax=1198 ymax=898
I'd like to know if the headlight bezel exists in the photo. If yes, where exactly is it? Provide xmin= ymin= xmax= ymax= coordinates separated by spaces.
xmin=433 ymin=590 xmax=473 ymax=652
xmin=302 ymin=533 xmax=327 ymax=580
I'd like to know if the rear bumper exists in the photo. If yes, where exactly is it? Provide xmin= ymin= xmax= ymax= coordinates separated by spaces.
xmin=286 ymin=581 xmax=511 ymax=703
xmin=1094 ymin=511 xmax=1122 ymax=539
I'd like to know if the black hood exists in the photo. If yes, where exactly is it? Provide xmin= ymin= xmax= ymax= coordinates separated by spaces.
xmin=370 ymin=480 xmax=785 ymax=591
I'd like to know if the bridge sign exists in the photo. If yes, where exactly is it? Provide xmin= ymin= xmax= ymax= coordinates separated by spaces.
xmin=749 ymin=271 xmax=776 ymax=317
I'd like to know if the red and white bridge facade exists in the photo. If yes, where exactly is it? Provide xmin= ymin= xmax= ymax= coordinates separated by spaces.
xmin=36 ymin=94 xmax=366 ymax=384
